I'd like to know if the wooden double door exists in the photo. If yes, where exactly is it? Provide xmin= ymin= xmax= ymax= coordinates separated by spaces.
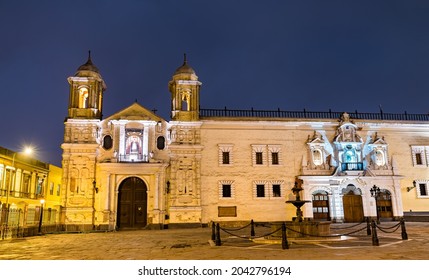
xmin=343 ymin=193 xmax=365 ymax=223
xmin=117 ymin=177 xmax=148 ymax=229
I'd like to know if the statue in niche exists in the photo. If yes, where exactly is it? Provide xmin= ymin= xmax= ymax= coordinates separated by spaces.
xmin=126 ymin=135 xmax=142 ymax=154
xmin=341 ymin=112 xmax=350 ymax=123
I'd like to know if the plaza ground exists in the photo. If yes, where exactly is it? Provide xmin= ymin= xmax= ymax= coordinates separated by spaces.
xmin=0 ymin=221 xmax=428 ymax=260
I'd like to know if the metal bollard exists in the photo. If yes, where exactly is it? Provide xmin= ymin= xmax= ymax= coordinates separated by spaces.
xmin=211 ymin=222 xmax=216 ymax=241
xmin=250 ymin=219 xmax=255 ymax=238
xmin=215 ymin=223 xmax=222 ymax=246
xmin=371 ymin=220 xmax=379 ymax=246
xmin=366 ymin=217 xmax=371 ymax=236
xmin=282 ymin=222 xmax=289 ymax=249
xmin=400 ymin=218 xmax=408 ymax=240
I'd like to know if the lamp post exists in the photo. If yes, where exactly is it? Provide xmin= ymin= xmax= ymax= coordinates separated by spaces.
xmin=38 ymin=199 xmax=45 ymax=235
xmin=370 ymin=185 xmax=381 ymax=224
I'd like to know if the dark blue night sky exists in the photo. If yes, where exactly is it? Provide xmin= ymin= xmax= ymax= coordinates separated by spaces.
xmin=1 ymin=0 xmax=429 ymax=166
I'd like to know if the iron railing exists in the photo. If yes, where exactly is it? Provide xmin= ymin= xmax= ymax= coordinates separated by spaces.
xmin=341 ymin=162 xmax=364 ymax=171
xmin=118 ymin=154 xmax=149 ymax=163
xmin=199 ymin=108 xmax=429 ymax=121
xmin=0 ymin=207 xmax=60 ymax=239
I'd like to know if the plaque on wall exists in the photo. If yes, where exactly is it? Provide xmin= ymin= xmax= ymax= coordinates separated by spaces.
xmin=218 ymin=206 xmax=237 ymax=217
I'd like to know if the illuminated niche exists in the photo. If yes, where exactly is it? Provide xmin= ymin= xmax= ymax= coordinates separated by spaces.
xmin=79 ymin=87 xmax=89 ymax=108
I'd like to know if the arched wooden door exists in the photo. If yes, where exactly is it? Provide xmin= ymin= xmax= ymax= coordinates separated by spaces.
xmin=342 ymin=191 xmax=364 ymax=223
xmin=117 ymin=177 xmax=147 ymax=229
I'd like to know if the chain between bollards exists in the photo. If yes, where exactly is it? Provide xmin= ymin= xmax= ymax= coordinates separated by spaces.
xmin=281 ymin=222 xmax=289 ymax=249
xmin=371 ymin=220 xmax=379 ymax=246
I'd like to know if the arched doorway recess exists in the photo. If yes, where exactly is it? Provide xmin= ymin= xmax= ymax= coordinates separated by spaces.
xmin=117 ymin=177 xmax=148 ymax=229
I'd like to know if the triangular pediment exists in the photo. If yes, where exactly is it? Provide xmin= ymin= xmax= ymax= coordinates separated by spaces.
xmin=307 ymin=131 xmax=325 ymax=144
xmin=372 ymin=137 xmax=388 ymax=146
xmin=308 ymin=137 xmax=325 ymax=145
xmin=104 ymin=102 xmax=164 ymax=122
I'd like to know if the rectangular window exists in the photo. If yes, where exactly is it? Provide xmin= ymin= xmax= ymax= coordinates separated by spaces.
xmin=36 ymin=178 xmax=43 ymax=195
xmin=218 ymin=144 xmax=234 ymax=166
xmin=222 ymin=184 xmax=231 ymax=198
xmin=222 ymin=152 xmax=230 ymax=164
xmin=49 ymin=182 xmax=54 ymax=195
xmin=256 ymin=184 xmax=265 ymax=197
xmin=272 ymin=184 xmax=281 ymax=197
xmin=5 ymin=170 xmax=12 ymax=195
xmin=419 ymin=183 xmax=428 ymax=196
xmin=22 ymin=174 xmax=31 ymax=197
xmin=271 ymin=152 xmax=279 ymax=165
xmin=416 ymin=153 xmax=423 ymax=165
xmin=256 ymin=152 xmax=263 ymax=165
xmin=57 ymin=184 xmax=61 ymax=196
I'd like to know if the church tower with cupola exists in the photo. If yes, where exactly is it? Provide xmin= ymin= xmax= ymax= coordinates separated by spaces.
xmin=61 ymin=52 xmax=106 ymax=231
xmin=168 ymin=54 xmax=202 ymax=121
xmin=166 ymin=55 xmax=204 ymax=226
xmin=67 ymin=51 xmax=106 ymax=120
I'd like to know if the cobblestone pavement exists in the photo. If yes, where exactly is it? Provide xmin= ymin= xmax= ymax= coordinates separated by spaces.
xmin=0 ymin=222 xmax=428 ymax=260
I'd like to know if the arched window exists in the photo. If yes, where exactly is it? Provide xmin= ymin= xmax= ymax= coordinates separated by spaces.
xmin=312 ymin=149 xmax=323 ymax=165
xmin=375 ymin=150 xmax=385 ymax=166
xmin=181 ymin=94 xmax=189 ymax=111
xmin=79 ymin=88 xmax=89 ymax=108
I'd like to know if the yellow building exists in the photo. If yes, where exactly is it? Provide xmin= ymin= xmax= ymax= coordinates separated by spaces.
xmin=0 ymin=146 xmax=62 ymax=239
xmin=60 ymin=54 xmax=429 ymax=231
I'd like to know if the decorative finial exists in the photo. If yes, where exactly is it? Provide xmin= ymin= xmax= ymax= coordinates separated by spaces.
xmin=87 ymin=50 xmax=92 ymax=64
xmin=183 ymin=53 xmax=187 ymax=65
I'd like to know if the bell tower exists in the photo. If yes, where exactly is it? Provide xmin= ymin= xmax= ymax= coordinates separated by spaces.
xmin=61 ymin=52 xmax=106 ymax=231
xmin=168 ymin=54 xmax=202 ymax=121
xmin=67 ymin=51 xmax=106 ymax=120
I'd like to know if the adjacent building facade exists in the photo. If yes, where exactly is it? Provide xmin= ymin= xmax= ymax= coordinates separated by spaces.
xmin=61 ymin=54 xmax=429 ymax=231
xmin=0 ymin=146 xmax=62 ymax=239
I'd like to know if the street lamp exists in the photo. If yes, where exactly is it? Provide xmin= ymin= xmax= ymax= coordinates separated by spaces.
xmin=38 ymin=199 xmax=45 ymax=235
xmin=370 ymin=185 xmax=381 ymax=224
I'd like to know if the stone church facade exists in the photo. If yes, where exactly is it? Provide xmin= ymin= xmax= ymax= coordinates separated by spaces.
xmin=61 ymin=54 xmax=429 ymax=231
